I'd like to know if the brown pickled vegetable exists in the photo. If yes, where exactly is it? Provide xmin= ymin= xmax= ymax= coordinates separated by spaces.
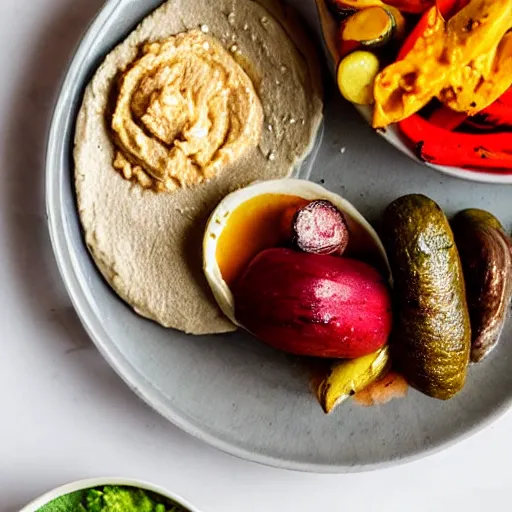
xmin=452 ymin=209 xmax=512 ymax=363
xmin=290 ymin=200 xmax=349 ymax=255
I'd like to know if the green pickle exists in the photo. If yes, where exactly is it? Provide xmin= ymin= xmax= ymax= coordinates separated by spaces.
xmin=383 ymin=194 xmax=471 ymax=400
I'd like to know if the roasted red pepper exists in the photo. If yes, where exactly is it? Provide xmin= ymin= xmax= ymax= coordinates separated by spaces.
xmin=396 ymin=0 xmax=470 ymax=61
xmin=478 ymin=88 xmax=512 ymax=128
xmin=436 ymin=0 xmax=469 ymax=19
xmin=336 ymin=24 xmax=360 ymax=58
xmin=394 ymin=0 xmax=510 ymax=170
xmin=428 ymin=106 xmax=467 ymax=130
xmin=385 ymin=0 xmax=435 ymax=14
xmin=478 ymin=104 xmax=512 ymax=128
xmin=396 ymin=5 xmax=437 ymax=60
xmin=399 ymin=114 xmax=512 ymax=170
xmin=497 ymin=87 xmax=512 ymax=107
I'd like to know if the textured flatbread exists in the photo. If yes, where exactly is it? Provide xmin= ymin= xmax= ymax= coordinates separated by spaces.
xmin=75 ymin=0 xmax=323 ymax=334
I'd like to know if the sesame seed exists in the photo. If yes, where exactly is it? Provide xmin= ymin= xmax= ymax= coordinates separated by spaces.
xmin=200 ymin=24 xmax=209 ymax=33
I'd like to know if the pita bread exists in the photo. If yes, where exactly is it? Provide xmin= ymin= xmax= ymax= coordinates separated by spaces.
xmin=74 ymin=0 xmax=323 ymax=334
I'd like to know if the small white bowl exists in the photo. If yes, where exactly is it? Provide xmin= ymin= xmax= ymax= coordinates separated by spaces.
xmin=20 ymin=477 xmax=201 ymax=512
xmin=314 ymin=0 xmax=512 ymax=185
xmin=203 ymin=178 xmax=390 ymax=326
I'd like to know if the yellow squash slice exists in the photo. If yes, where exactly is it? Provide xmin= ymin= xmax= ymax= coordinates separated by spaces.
xmin=338 ymin=50 xmax=381 ymax=105
xmin=342 ymin=6 xmax=395 ymax=47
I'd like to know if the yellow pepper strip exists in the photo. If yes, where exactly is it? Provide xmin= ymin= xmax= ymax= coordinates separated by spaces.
xmin=443 ymin=0 xmax=512 ymax=64
xmin=438 ymin=33 xmax=512 ymax=115
xmin=372 ymin=0 xmax=512 ymax=129
xmin=373 ymin=6 xmax=445 ymax=128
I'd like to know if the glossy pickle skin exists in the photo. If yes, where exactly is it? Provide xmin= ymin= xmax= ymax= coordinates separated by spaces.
xmin=383 ymin=195 xmax=471 ymax=400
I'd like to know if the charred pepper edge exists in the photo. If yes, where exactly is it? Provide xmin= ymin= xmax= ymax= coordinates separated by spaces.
xmin=399 ymin=114 xmax=512 ymax=169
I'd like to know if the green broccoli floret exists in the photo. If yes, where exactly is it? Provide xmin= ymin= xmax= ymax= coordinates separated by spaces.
xmin=38 ymin=485 xmax=187 ymax=512
xmin=85 ymin=488 xmax=104 ymax=512
xmin=36 ymin=491 xmax=86 ymax=512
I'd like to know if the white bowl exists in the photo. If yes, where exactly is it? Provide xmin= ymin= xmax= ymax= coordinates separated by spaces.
xmin=21 ymin=477 xmax=200 ymax=512
xmin=314 ymin=0 xmax=512 ymax=185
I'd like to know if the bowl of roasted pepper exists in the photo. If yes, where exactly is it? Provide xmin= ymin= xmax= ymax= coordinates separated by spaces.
xmin=316 ymin=0 xmax=512 ymax=183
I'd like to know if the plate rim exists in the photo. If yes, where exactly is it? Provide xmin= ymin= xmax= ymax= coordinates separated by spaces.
xmin=46 ymin=0 xmax=512 ymax=474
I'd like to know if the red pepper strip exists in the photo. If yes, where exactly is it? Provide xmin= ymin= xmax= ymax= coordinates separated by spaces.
xmin=477 ymin=103 xmax=512 ymax=128
xmin=337 ymin=24 xmax=360 ymax=57
xmin=396 ymin=0 xmax=470 ymax=61
xmin=428 ymin=106 xmax=467 ymax=130
xmin=463 ymin=119 xmax=498 ymax=132
xmin=436 ymin=0 xmax=469 ymax=19
xmin=436 ymin=0 xmax=457 ymax=18
xmin=398 ymin=114 xmax=512 ymax=169
xmin=338 ymin=39 xmax=360 ymax=57
xmin=384 ymin=0 xmax=435 ymax=14
xmin=489 ymin=87 xmax=512 ymax=110
xmin=477 ymin=88 xmax=512 ymax=127
xmin=497 ymin=87 xmax=512 ymax=107
xmin=396 ymin=6 xmax=435 ymax=60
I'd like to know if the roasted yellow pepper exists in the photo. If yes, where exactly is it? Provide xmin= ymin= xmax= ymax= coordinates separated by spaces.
xmin=372 ymin=0 xmax=512 ymax=128
xmin=373 ymin=6 xmax=446 ymax=128
xmin=438 ymin=33 xmax=512 ymax=115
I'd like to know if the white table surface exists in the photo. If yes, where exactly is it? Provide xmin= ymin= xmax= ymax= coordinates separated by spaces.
xmin=1 ymin=1 xmax=512 ymax=510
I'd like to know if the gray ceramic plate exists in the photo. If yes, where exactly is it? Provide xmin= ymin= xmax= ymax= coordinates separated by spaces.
xmin=47 ymin=0 xmax=512 ymax=473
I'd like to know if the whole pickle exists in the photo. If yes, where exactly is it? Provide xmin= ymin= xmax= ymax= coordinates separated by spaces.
xmin=452 ymin=209 xmax=512 ymax=363
xmin=383 ymin=195 xmax=471 ymax=400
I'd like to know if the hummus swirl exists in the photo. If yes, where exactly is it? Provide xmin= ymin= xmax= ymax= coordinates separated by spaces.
xmin=112 ymin=30 xmax=263 ymax=191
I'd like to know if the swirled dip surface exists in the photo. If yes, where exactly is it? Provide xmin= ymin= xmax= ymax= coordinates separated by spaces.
xmin=112 ymin=30 xmax=263 ymax=191
xmin=75 ymin=0 xmax=323 ymax=334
